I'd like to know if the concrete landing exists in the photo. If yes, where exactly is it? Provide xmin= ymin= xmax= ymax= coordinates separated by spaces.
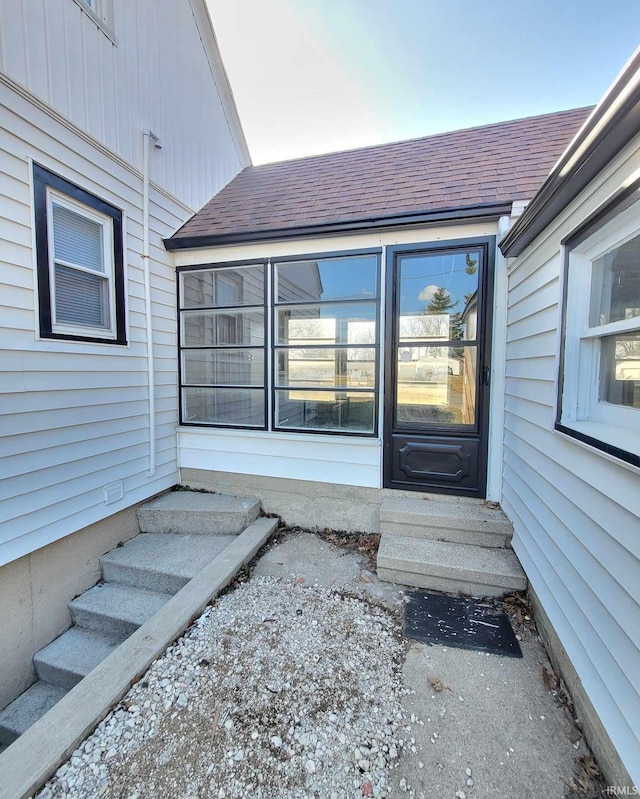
xmin=100 ymin=532 xmax=237 ymax=594
xmin=377 ymin=535 xmax=527 ymax=597
xmin=137 ymin=491 xmax=260 ymax=535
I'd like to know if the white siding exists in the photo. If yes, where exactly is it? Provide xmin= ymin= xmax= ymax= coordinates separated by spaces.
xmin=503 ymin=136 xmax=640 ymax=785
xmin=0 ymin=81 xmax=186 ymax=566
xmin=0 ymin=0 xmax=247 ymax=211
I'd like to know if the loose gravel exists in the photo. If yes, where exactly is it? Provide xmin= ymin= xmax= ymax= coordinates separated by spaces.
xmin=35 ymin=575 xmax=411 ymax=799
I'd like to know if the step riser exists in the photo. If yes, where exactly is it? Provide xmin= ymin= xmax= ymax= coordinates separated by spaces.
xmin=100 ymin=561 xmax=188 ymax=595
xmin=381 ymin=521 xmax=509 ymax=548
xmin=138 ymin=509 xmax=255 ymax=535
xmin=69 ymin=606 xmax=139 ymax=640
xmin=377 ymin=552 xmax=526 ymax=593
xmin=33 ymin=660 xmax=82 ymax=692
xmin=377 ymin=566 xmax=516 ymax=598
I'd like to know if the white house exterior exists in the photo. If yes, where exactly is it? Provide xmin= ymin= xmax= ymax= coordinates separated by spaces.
xmin=0 ymin=0 xmax=249 ymax=710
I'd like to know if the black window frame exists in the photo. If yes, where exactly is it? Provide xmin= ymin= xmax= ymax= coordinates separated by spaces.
xmin=33 ymin=163 xmax=127 ymax=345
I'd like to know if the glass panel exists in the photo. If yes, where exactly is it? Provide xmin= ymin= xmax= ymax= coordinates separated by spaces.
xmin=398 ymin=250 xmax=480 ymax=342
xmin=52 ymin=202 xmax=104 ymax=273
xmin=182 ymin=349 xmax=264 ymax=386
xmin=275 ymin=390 xmax=375 ymax=433
xmin=275 ymin=255 xmax=378 ymax=303
xmin=276 ymin=348 xmax=375 ymax=388
xmin=590 ymin=234 xmax=640 ymax=326
xmin=181 ymin=309 xmax=264 ymax=346
xmin=54 ymin=264 xmax=109 ymax=328
xmin=600 ymin=333 xmax=640 ymax=409
xmin=396 ymin=346 xmax=477 ymax=426
xmin=276 ymin=303 xmax=377 ymax=345
xmin=183 ymin=387 xmax=265 ymax=426
xmin=180 ymin=265 xmax=265 ymax=309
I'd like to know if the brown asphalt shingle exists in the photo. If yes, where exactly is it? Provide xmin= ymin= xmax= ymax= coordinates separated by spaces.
xmin=169 ymin=107 xmax=592 ymax=243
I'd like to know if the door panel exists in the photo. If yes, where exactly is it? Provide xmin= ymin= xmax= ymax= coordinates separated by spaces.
xmin=384 ymin=238 xmax=494 ymax=497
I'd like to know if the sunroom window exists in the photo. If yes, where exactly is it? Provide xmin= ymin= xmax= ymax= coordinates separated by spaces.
xmin=178 ymin=253 xmax=380 ymax=434
xmin=559 ymin=198 xmax=640 ymax=465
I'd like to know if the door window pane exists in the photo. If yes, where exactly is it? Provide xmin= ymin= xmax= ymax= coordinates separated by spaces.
xmin=180 ymin=265 xmax=265 ymax=308
xmin=398 ymin=251 xmax=480 ymax=342
xmin=181 ymin=309 xmax=264 ymax=346
xmin=182 ymin=349 xmax=264 ymax=386
xmin=276 ymin=348 xmax=375 ymax=388
xmin=600 ymin=333 xmax=640 ymax=408
xmin=275 ymin=390 xmax=375 ymax=433
xmin=276 ymin=303 xmax=377 ymax=345
xmin=396 ymin=346 xmax=477 ymax=426
xmin=183 ymin=387 xmax=265 ymax=426
xmin=590 ymin=234 xmax=640 ymax=326
xmin=276 ymin=255 xmax=377 ymax=302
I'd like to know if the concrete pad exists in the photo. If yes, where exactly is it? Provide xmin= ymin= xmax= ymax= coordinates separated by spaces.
xmin=34 ymin=628 xmax=121 ymax=690
xmin=137 ymin=491 xmax=259 ymax=535
xmin=378 ymin=534 xmax=527 ymax=595
xmin=253 ymin=532 xmax=402 ymax=609
xmin=0 ymin=516 xmax=278 ymax=799
xmin=394 ymin=639 xmax=586 ymax=798
xmin=100 ymin=533 xmax=237 ymax=594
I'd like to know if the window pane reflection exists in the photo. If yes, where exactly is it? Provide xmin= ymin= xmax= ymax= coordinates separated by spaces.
xmin=590 ymin=235 xmax=640 ymax=326
xmin=600 ymin=333 xmax=640 ymax=408
xmin=396 ymin=346 xmax=477 ymax=426
xmin=275 ymin=390 xmax=375 ymax=433
xmin=276 ymin=256 xmax=377 ymax=303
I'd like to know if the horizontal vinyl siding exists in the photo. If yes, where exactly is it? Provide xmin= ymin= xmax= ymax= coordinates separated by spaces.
xmin=0 ymin=0 xmax=246 ymax=210
xmin=503 ymin=136 xmax=640 ymax=784
xmin=0 ymin=81 xmax=184 ymax=566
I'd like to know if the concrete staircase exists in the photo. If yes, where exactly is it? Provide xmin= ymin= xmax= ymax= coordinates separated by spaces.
xmin=0 ymin=491 xmax=261 ymax=749
xmin=377 ymin=496 xmax=527 ymax=597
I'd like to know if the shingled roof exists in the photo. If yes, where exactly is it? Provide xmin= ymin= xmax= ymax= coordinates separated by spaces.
xmin=166 ymin=107 xmax=592 ymax=248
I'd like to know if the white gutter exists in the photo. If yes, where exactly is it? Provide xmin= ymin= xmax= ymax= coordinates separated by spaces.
xmin=142 ymin=131 xmax=162 ymax=477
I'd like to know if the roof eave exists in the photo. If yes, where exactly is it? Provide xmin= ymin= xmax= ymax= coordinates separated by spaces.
xmin=500 ymin=49 xmax=640 ymax=258
xmin=164 ymin=201 xmax=513 ymax=250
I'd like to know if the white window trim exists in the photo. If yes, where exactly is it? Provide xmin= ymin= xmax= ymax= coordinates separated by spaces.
xmin=560 ymin=199 xmax=640 ymax=462
xmin=46 ymin=188 xmax=118 ymax=341
xmin=71 ymin=0 xmax=116 ymax=44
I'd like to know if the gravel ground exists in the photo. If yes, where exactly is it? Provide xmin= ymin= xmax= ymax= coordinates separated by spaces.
xmin=33 ymin=531 xmax=592 ymax=799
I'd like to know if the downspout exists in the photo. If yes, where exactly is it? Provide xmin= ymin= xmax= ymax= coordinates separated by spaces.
xmin=142 ymin=130 xmax=162 ymax=477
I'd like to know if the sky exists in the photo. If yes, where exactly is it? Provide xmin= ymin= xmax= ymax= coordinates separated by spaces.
xmin=206 ymin=1 xmax=640 ymax=165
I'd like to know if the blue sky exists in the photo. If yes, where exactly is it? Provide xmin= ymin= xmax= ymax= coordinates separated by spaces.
xmin=207 ymin=1 xmax=640 ymax=164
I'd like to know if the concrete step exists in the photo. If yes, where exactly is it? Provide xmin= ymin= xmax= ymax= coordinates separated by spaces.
xmin=100 ymin=532 xmax=237 ymax=594
xmin=138 ymin=491 xmax=260 ymax=535
xmin=380 ymin=496 xmax=512 ymax=548
xmin=33 ymin=628 xmax=121 ymax=691
xmin=0 ymin=682 xmax=67 ymax=746
xmin=69 ymin=583 xmax=168 ymax=639
xmin=377 ymin=534 xmax=526 ymax=597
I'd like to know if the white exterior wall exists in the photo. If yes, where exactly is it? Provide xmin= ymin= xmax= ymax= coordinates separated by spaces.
xmin=0 ymin=0 xmax=247 ymax=567
xmin=503 ymin=136 xmax=640 ymax=784
xmin=174 ymin=222 xmax=503 ymax=492
xmin=0 ymin=0 xmax=248 ymax=211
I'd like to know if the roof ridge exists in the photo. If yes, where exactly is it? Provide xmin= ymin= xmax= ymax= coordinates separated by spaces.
xmin=248 ymin=106 xmax=595 ymax=170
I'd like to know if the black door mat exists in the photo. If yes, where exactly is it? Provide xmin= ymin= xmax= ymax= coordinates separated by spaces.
xmin=404 ymin=590 xmax=523 ymax=658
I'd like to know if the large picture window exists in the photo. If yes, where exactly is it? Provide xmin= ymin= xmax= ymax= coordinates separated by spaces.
xmin=33 ymin=165 xmax=126 ymax=344
xmin=558 ymin=196 xmax=640 ymax=466
xmin=178 ymin=252 xmax=380 ymax=434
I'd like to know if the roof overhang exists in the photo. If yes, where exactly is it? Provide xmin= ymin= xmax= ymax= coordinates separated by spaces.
xmin=164 ymin=201 xmax=512 ymax=250
xmin=500 ymin=48 xmax=640 ymax=258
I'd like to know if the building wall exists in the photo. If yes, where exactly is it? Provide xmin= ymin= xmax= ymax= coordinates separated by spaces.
xmin=503 ymin=135 xmax=640 ymax=787
xmin=174 ymin=221 xmax=504 ymax=496
xmin=0 ymin=0 xmax=248 ymax=211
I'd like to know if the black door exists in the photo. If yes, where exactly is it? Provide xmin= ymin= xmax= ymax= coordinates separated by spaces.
xmin=383 ymin=238 xmax=495 ymax=497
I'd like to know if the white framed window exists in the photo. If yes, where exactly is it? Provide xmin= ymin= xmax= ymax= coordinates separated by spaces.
xmin=73 ymin=0 xmax=115 ymax=41
xmin=558 ymin=195 xmax=640 ymax=467
xmin=33 ymin=164 xmax=127 ymax=345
